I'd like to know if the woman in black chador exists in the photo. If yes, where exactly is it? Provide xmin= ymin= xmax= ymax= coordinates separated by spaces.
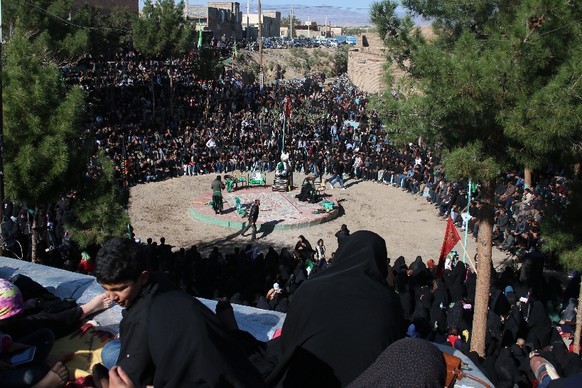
xmin=266 ymin=230 xmax=405 ymax=387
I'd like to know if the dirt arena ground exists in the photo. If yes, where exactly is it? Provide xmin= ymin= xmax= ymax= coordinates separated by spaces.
xmin=128 ymin=171 xmax=509 ymax=268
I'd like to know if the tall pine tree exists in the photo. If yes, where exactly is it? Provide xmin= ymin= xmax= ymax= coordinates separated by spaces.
xmin=132 ymin=0 xmax=194 ymax=57
xmin=371 ymin=0 xmax=582 ymax=355
xmin=3 ymin=29 xmax=87 ymax=261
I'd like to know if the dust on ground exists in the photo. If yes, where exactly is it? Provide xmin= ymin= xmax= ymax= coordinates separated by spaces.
xmin=128 ymin=171 xmax=509 ymax=268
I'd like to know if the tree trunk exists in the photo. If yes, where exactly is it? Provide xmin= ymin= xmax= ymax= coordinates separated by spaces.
xmin=470 ymin=180 xmax=495 ymax=356
xmin=524 ymin=167 xmax=532 ymax=188
xmin=31 ymin=206 xmax=41 ymax=263
xmin=151 ymin=79 xmax=156 ymax=124
xmin=574 ymin=277 xmax=582 ymax=354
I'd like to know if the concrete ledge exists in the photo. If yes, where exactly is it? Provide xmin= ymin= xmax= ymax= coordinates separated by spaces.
xmin=0 ymin=256 xmax=285 ymax=341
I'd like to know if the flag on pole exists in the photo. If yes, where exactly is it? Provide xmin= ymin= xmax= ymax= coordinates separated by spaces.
xmin=284 ymin=96 xmax=291 ymax=118
xmin=121 ymin=139 xmax=129 ymax=190
xmin=436 ymin=217 xmax=461 ymax=277
xmin=197 ymin=22 xmax=203 ymax=48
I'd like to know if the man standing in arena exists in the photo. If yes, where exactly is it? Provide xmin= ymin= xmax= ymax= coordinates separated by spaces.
xmin=210 ymin=175 xmax=225 ymax=214
xmin=241 ymin=199 xmax=260 ymax=240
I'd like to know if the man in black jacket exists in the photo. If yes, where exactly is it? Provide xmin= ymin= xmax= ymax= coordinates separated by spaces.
xmin=328 ymin=158 xmax=346 ymax=190
xmin=93 ymin=238 xmax=264 ymax=388
xmin=94 ymin=238 xmax=176 ymax=387
xmin=241 ymin=199 xmax=260 ymax=241
xmin=210 ymin=175 xmax=225 ymax=214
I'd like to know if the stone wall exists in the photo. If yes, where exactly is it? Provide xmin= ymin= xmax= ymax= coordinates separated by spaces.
xmin=347 ymin=32 xmax=387 ymax=94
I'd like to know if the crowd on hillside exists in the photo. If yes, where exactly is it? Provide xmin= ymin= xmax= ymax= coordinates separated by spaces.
xmin=1 ymin=48 xmax=569 ymax=269
xmin=0 ymin=47 xmax=580 ymax=387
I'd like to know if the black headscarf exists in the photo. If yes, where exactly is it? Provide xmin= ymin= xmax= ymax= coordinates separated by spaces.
xmin=266 ymin=231 xmax=405 ymax=387
xmin=347 ymin=338 xmax=446 ymax=388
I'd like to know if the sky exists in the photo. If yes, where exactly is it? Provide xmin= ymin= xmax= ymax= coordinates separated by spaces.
xmin=184 ymin=1 xmax=410 ymax=27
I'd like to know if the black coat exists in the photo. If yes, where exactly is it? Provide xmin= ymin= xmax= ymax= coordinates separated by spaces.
xmin=117 ymin=273 xmax=176 ymax=386
xmin=266 ymin=231 xmax=405 ymax=387
xmin=147 ymin=290 xmax=266 ymax=387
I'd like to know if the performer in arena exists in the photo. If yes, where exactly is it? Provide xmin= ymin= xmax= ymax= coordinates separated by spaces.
xmin=241 ymin=199 xmax=260 ymax=240
xmin=210 ymin=175 xmax=225 ymax=214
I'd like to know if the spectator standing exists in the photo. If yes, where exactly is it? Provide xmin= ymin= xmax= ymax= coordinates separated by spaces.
xmin=335 ymin=224 xmax=350 ymax=248
xmin=315 ymin=238 xmax=326 ymax=265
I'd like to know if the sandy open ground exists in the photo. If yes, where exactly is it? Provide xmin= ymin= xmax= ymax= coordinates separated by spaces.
xmin=128 ymin=172 xmax=508 ymax=268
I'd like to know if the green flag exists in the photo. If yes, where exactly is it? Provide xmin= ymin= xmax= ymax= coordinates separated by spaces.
xmin=197 ymin=23 xmax=203 ymax=48
xmin=305 ymin=258 xmax=315 ymax=275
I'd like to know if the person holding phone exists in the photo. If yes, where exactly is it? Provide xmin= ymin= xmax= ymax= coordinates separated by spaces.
xmin=1 ymin=281 xmax=69 ymax=387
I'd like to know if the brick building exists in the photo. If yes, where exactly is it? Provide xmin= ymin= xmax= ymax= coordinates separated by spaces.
xmin=184 ymin=2 xmax=243 ymax=39
xmin=245 ymin=11 xmax=281 ymax=38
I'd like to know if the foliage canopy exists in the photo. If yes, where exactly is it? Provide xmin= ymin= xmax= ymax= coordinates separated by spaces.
xmin=132 ymin=0 xmax=194 ymax=57
xmin=3 ymin=29 xmax=88 ymax=205
xmin=370 ymin=0 xmax=582 ymax=355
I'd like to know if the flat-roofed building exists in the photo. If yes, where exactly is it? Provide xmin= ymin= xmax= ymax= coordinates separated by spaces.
xmin=245 ymin=11 xmax=281 ymax=38
xmin=184 ymin=2 xmax=243 ymax=39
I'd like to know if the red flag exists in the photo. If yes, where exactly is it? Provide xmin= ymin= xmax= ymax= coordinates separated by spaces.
xmin=285 ymin=96 xmax=291 ymax=118
xmin=436 ymin=217 xmax=461 ymax=277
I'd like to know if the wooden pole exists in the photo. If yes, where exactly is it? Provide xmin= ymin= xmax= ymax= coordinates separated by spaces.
xmin=258 ymin=0 xmax=263 ymax=88
xmin=0 ymin=0 xmax=5 ymax=255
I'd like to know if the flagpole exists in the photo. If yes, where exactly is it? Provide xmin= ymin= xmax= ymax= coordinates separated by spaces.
xmin=0 ymin=0 xmax=5 ymax=242
xmin=282 ymin=114 xmax=286 ymax=152
xmin=462 ymin=179 xmax=472 ymax=264
xmin=455 ymin=238 xmax=477 ymax=274
xmin=258 ymin=0 xmax=263 ymax=89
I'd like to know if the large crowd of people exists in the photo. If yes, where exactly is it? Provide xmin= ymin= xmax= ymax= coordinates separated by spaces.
xmin=2 ymin=46 xmax=566 ymax=268
xmin=0 ymin=46 xmax=580 ymax=386
xmin=2 ymin=231 xmax=580 ymax=387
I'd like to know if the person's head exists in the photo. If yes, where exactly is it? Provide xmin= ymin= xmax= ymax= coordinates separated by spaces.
xmin=95 ymin=238 xmax=149 ymax=308
xmin=516 ymin=338 xmax=525 ymax=348
xmin=216 ymin=175 xmax=221 ymax=180
xmin=0 ymin=278 xmax=24 ymax=320
xmin=426 ymin=258 xmax=435 ymax=270
xmin=348 ymin=338 xmax=446 ymax=387
xmin=255 ymin=199 xmax=260 ymax=205
xmin=317 ymin=239 xmax=324 ymax=246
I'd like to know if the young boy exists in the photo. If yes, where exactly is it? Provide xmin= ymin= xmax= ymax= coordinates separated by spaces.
xmin=95 ymin=237 xmax=176 ymax=386
xmin=94 ymin=238 xmax=264 ymax=387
